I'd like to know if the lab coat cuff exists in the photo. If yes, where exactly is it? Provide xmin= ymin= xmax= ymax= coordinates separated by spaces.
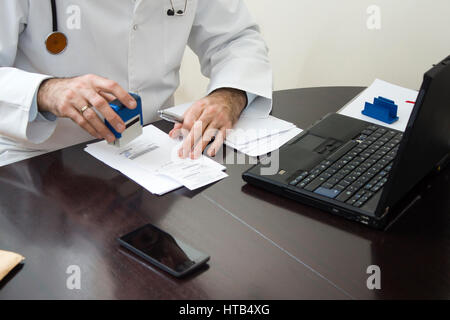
xmin=207 ymin=59 xmax=273 ymax=119
xmin=25 ymin=75 xmax=57 ymax=144
xmin=0 ymin=68 xmax=56 ymax=144
xmin=29 ymin=82 xmax=57 ymax=123
xmin=207 ymin=83 xmax=272 ymax=119
xmin=246 ymin=92 xmax=257 ymax=108
xmin=29 ymin=92 xmax=38 ymax=122
xmin=25 ymin=114 xmax=58 ymax=144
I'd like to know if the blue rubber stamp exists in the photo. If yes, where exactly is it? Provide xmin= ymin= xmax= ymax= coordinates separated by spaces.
xmin=362 ymin=96 xmax=399 ymax=124
xmin=105 ymin=93 xmax=143 ymax=147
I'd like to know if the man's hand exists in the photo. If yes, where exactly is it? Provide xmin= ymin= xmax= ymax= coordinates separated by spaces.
xmin=169 ymin=88 xmax=247 ymax=159
xmin=37 ymin=74 xmax=137 ymax=143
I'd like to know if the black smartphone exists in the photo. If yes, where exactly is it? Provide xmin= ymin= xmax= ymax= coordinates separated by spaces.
xmin=118 ymin=224 xmax=210 ymax=278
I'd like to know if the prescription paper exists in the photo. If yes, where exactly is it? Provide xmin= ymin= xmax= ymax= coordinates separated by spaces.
xmin=85 ymin=125 xmax=227 ymax=195
xmin=157 ymin=159 xmax=229 ymax=191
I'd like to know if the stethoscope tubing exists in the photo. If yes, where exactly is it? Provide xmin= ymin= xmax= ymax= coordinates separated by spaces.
xmin=46 ymin=0 xmax=187 ymax=54
xmin=46 ymin=0 xmax=68 ymax=55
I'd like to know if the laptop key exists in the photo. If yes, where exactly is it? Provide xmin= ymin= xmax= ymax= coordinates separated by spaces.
xmin=354 ymin=200 xmax=365 ymax=208
xmin=327 ymin=140 xmax=359 ymax=161
xmin=314 ymin=187 xmax=341 ymax=199
xmin=325 ymin=168 xmax=338 ymax=175
xmin=347 ymin=191 xmax=365 ymax=205
xmin=319 ymin=172 xmax=332 ymax=180
xmin=364 ymin=191 xmax=374 ymax=199
xmin=336 ymin=189 xmax=355 ymax=202
xmin=327 ymin=177 xmax=341 ymax=185
xmin=351 ymin=180 xmax=365 ymax=189
xmin=322 ymin=182 xmax=335 ymax=189
xmin=289 ymin=172 xmax=307 ymax=186
xmin=289 ymin=180 xmax=299 ymax=186
xmin=360 ymin=195 xmax=371 ymax=204
xmin=339 ymin=180 xmax=351 ymax=187
xmin=297 ymin=181 xmax=308 ymax=188
xmin=361 ymin=130 xmax=373 ymax=136
xmin=304 ymin=177 xmax=326 ymax=191
xmin=364 ymin=183 xmax=374 ymax=190
xmin=371 ymin=186 xmax=381 ymax=192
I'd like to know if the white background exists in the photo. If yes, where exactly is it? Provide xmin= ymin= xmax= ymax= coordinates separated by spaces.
xmin=175 ymin=0 xmax=450 ymax=103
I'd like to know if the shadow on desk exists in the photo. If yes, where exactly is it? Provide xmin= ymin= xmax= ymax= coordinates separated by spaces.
xmin=0 ymin=263 xmax=24 ymax=291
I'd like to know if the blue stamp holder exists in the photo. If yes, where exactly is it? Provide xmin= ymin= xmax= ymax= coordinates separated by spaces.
xmin=362 ymin=96 xmax=399 ymax=124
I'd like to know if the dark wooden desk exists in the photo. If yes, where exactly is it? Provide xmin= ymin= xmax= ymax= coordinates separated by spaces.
xmin=0 ymin=88 xmax=449 ymax=300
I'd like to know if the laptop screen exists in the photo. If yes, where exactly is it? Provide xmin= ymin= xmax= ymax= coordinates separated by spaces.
xmin=378 ymin=56 xmax=450 ymax=215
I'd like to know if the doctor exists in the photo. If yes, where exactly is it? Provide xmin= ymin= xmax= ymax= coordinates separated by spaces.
xmin=0 ymin=0 xmax=272 ymax=167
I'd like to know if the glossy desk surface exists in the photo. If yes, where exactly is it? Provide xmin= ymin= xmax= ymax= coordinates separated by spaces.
xmin=0 ymin=87 xmax=449 ymax=299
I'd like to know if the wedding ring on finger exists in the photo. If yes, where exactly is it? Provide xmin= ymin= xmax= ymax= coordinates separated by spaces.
xmin=80 ymin=105 xmax=91 ymax=115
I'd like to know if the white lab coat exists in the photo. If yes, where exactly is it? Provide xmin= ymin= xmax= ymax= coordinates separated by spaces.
xmin=0 ymin=0 xmax=272 ymax=167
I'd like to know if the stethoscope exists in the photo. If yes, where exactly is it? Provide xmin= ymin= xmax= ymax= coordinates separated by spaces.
xmin=45 ymin=0 xmax=68 ymax=55
xmin=167 ymin=0 xmax=188 ymax=16
xmin=45 ymin=0 xmax=188 ymax=55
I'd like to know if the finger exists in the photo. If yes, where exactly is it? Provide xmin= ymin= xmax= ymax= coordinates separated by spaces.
xmin=58 ymin=94 xmax=102 ymax=139
xmin=98 ymin=91 xmax=116 ymax=102
xmin=191 ymin=126 xmax=218 ymax=159
xmin=180 ymin=101 xmax=204 ymax=133
xmin=82 ymin=90 xmax=126 ymax=134
xmin=169 ymin=123 xmax=183 ymax=139
xmin=179 ymin=120 xmax=205 ymax=159
xmin=92 ymin=77 xmax=136 ymax=109
xmin=67 ymin=107 xmax=101 ymax=139
xmin=207 ymin=128 xmax=226 ymax=157
xmin=81 ymin=107 xmax=116 ymax=143
xmin=185 ymin=110 xmax=215 ymax=158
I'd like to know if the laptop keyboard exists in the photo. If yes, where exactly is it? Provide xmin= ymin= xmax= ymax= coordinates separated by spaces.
xmin=289 ymin=125 xmax=403 ymax=208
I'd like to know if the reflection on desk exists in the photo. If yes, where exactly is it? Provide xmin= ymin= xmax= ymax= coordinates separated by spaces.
xmin=0 ymin=87 xmax=449 ymax=299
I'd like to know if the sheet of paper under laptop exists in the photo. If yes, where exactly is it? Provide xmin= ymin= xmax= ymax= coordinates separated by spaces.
xmin=338 ymin=79 xmax=419 ymax=132
xmin=85 ymin=125 xmax=227 ymax=195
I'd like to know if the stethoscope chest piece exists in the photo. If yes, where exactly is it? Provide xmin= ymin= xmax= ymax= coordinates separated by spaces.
xmin=45 ymin=31 xmax=68 ymax=55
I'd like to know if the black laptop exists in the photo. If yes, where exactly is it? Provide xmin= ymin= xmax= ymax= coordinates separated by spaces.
xmin=243 ymin=56 xmax=450 ymax=229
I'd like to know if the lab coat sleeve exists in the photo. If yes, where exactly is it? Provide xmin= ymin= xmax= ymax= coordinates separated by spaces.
xmin=0 ymin=0 xmax=57 ymax=144
xmin=188 ymin=0 xmax=273 ymax=118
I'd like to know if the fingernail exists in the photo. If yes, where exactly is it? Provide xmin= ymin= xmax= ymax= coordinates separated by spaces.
xmin=117 ymin=123 xmax=125 ymax=132
xmin=130 ymin=99 xmax=137 ymax=108
xmin=108 ymin=134 xmax=115 ymax=142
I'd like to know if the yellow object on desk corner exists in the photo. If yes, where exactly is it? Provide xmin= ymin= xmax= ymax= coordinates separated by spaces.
xmin=0 ymin=250 xmax=25 ymax=282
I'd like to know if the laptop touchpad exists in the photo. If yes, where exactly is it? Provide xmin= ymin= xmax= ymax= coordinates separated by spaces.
xmin=295 ymin=134 xmax=326 ymax=150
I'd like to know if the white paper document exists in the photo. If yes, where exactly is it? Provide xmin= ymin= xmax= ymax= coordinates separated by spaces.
xmin=85 ymin=125 xmax=227 ymax=195
xmin=159 ymin=103 xmax=301 ymax=157
xmin=338 ymin=79 xmax=418 ymax=132
xmin=157 ymin=159 xmax=228 ymax=191
xmin=225 ymin=115 xmax=296 ymax=146
xmin=226 ymin=127 xmax=303 ymax=157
